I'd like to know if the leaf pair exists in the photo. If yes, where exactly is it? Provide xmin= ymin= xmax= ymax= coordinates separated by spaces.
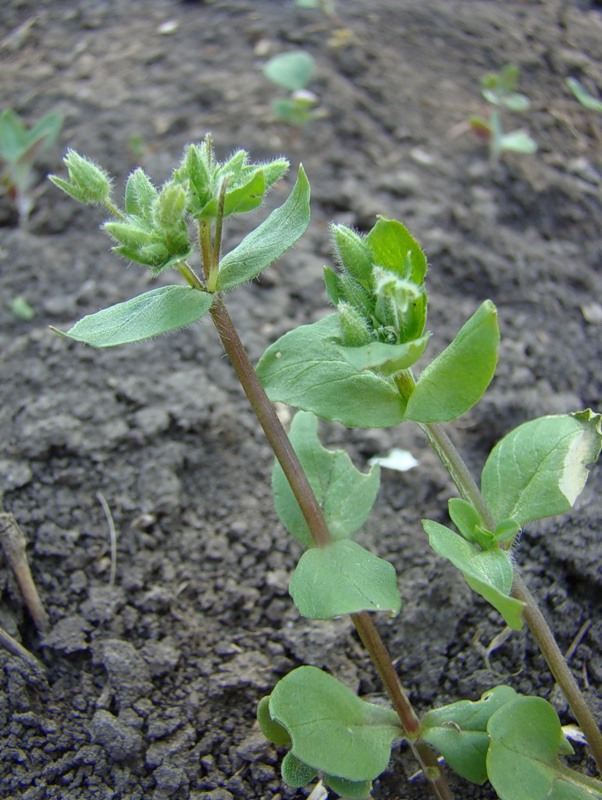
xmin=273 ymin=411 xmax=401 ymax=620
xmin=422 ymin=688 xmax=602 ymax=799
xmin=258 ymin=666 xmax=401 ymax=799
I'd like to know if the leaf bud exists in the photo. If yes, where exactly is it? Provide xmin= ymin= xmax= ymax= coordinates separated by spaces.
xmin=50 ymin=149 xmax=112 ymax=205
xmin=153 ymin=182 xmax=187 ymax=230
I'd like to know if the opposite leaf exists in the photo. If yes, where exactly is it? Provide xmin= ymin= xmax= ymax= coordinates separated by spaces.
xmin=216 ymin=166 xmax=310 ymax=291
xmin=272 ymin=411 xmax=380 ymax=547
xmin=258 ymin=314 xmax=406 ymax=428
xmin=423 ymin=520 xmax=525 ymax=629
xmin=269 ymin=666 xmax=400 ymax=782
xmin=53 ymin=286 xmax=212 ymax=347
xmin=487 ymin=696 xmax=602 ymax=800
xmin=289 ymin=539 xmax=401 ymax=619
xmin=404 ymin=300 xmax=499 ymax=423
xmin=481 ymin=411 xmax=602 ymax=527
xmin=421 ymin=685 xmax=519 ymax=785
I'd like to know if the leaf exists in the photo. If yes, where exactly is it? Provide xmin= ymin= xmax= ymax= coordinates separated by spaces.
xmin=223 ymin=169 xmax=265 ymax=215
xmin=421 ymin=686 xmax=519 ymax=785
xmin=281 ymin=752 xmax=318 ymax=787
xmin=500 ymin=130 xmax=537 ymax=154
xmin=264 ymin=51 xmax=315 ymax=91
xmin=365 ymin=217 xmax=428 ymax=284
xmin=404 ymin=300 xmax=499 ymax=423
xmin=257 ymin=696 xmax=291 ymax=746
xmin=566 ymin=78 xmax=602 ymax=113
xmin=423 ymin=521 xmax=525 ymax=629
xmin=53 ymin=286 xmax=212 ymax=347
xmin=269 ymin=666 xmax=400 ymax=782
xmin=337 ymin=334 xmax=429 ymax=375
xmin=289 ymin=540 xmax=401 ymax=619
xmin=487 ymin=696 xmax=602 ymax=799
xmin=324 ymin=774 xmax=373 ymax=799
xmin=481 ymin=411 xmax=602 ymax=527
xmin=257 ymin=314 xmax=406 ymax=428
xmin=216 ymin=166 xmax=311 ymax=291
xmin=272 ymin=411 xmax=380 ymax=547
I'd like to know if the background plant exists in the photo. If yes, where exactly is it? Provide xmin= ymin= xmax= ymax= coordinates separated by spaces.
xmin=262 ymin=50 xmax=322 ymax=130
xmin=0 ymin=108 xmax=63 ymax=226
xmin=567 ymin=77 xmax=602 ymax=113
xmin=469 ymin=63 xmax=537 ymax=162
xmin=50 ymin=136 xmax=601 ymax=800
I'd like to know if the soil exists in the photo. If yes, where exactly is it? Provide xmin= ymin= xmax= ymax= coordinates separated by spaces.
xmin=1 ymin=1 xmax=601 ymax=798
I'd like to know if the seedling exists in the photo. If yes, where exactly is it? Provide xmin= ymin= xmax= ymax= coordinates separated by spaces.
xmin=0 ymin=108 xmax=63 ymax=226
xmin=469 ymin=64 xmax=537 ymax=162
xmin=567 ymin=77 xmax=602 ymax=113
xmin=263 ymin=51 xmax=322 ymax=129
xmin=50 ymin=136 xmax=602 ymax=799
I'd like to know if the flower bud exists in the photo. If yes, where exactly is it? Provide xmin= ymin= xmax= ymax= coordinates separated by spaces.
xmin=49 ymin=149 xmax=112 ymax=205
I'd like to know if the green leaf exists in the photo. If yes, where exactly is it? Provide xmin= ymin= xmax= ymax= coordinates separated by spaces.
xmin=53 ymin=286 xmax=212 ymax=347
xmin=331 ymin=224 xmax=374 ymax=287
xmin=281 ymin=752 xmax=318 ymax=787
xmin=257 ymin=696 xmax=291 ymax=746
xmin=258 ymin=314 xmax=406 ymax=428
xmin=423 ymin=520 xmax=525 ymax=629
xmin=567 ymin=78 xmax=602 ymax=113
xmin=338 ymin=334 xmax=429 ymax=375
xmin=421 ymin=685 xmax=519 ymax=785
xmin=481 ymin=411 xmax=602 ymax=527
xmin=448 ymin=498 xmax=487 ymax=543
xmin=325 ymin=774 xmax=373 ymax=800
xmin=124 ymin=168 xmax=158 ymax=217
xmin=269 ymin=666 xmax=400 ymax=782
xmin=404 ymin=300 xmax=499 ymax=423
xmin=216 ymin=166 xmax=310 ymax=291
xmin=223 ymin=169 xmax=265 ymax=215
xmin=487 ymin=696 xmax=602 ymax=799
xmin=273 ymin=411 xmax=380 ymax=547
xmin=0 ymin=109 xmax=26 ymax=162
xmin=264 ymin=51 xmax=315 ymax=91
xmin=290 ymin=540 xmax=401 ymax=619
xmin=500 ymin=130 xmax=537 ymax=154
xmin=365 ymin=217 xmax=428 ymax=284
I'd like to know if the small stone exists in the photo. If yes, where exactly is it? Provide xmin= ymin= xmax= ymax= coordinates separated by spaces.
xmin=88 ymin=709 xmax=144 ymax=761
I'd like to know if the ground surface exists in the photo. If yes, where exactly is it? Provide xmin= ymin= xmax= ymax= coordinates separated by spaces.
xmin=1 ymin=1 xmax=601 ymax=798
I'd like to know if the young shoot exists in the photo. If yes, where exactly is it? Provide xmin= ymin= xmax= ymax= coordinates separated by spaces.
xmin=263 ymin=51 xmax=323 ymax=129
xmin=469 ymin=64 xmax=537 ymax=162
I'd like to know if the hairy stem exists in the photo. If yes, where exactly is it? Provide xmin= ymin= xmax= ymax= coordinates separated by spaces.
xmin=209 ymin=295 xmax=452 ymax=798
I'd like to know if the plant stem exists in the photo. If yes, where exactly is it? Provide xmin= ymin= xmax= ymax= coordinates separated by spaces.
xmin=209 ymin=294 xmax=452 ymax=798
xmin=393 ymin=375 xmax=602 ymax=773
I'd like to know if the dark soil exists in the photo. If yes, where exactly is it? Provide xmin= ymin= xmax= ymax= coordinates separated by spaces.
xmin=1 ymin=1 xmax=601 ymax=798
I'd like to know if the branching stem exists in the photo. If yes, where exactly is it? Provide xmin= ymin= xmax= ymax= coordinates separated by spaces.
xmin=394 ymin=373 xmax=602 ymax=773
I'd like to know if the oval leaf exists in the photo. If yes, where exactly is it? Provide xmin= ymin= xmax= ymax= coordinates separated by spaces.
xmin=52 ymin=286 xmax=213 ymax=347
xmin=216 ymin=166 xmax=310 ymax=291
xmin=481 ymin=411 xmax=602 ymax=527
xmin=258 ymin=314 xmax=406 ymax=428
xmin=487 ymin=696 xmax=602 ymax=799
xmin=272 ymin=411 xmax=380 ymax=548
xmin=421 ymin=686 xmax=519 ymax=785
xmin=263 ymin=51 xmax=315 ymax=91
xmin=338 ymin=334 xmax=430 ymax=375
xmin=423 ymin=520 xmax=525 ymax=630
xmin=289 ymin=540 xmax=401 ymax=619
xmin=269 ymin=666 xmax=400 ymax=782
xmin=404 ymin=301 xmax=499 ymax=423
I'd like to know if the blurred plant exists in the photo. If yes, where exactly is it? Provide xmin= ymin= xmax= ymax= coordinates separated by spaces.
xmin=295 ymin=0 xmax=337 ymax=19
xmin=9 ymin=296 xmax=35 ymax=321
xmin=566 ymin=77 xmax=602 ymax=113
xmin=263 ymin=51 xmax=322 ymax=129
xmin=469 ymin=64 xmax=537 ymax=162
xmin=0 ymin=108 xmax=63 ymax=226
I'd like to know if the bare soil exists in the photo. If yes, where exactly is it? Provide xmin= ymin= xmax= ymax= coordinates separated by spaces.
xmin=1 ymin=1 xmax=601 ymax=798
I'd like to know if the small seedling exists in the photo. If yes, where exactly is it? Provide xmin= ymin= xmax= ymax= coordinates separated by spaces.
xmin=263 ymin=51 xmax=322 ymax=129
xmin=567 ymin=77 xmax=602 ymax=113
xmin=0 ymin=108 xmax=63 ymax=226
xmin=9 ymin=296 xmax=35 ymax=321
xmin=296 ymin=0 xmax=337 ymax=19
xmin=469 ymin=64 xmax=537 ymax=162
xmin=50 ymin=136 xmax=602 ymax=799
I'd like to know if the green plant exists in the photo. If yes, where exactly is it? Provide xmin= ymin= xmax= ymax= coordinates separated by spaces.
xmin=0 ymin=108 xmax=63 ymax=226
xmin=296 ymin=0 xmax=337 ymax=18
xmin=263 ymin=51 xmax=322 ymax=129
xmin=50 ymin=136 xmax=602 ymax=800
xmin=567 ymin=77 xmax=602 ymax=113
xmin=469 ymin=64 xmax=537 ymax=162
